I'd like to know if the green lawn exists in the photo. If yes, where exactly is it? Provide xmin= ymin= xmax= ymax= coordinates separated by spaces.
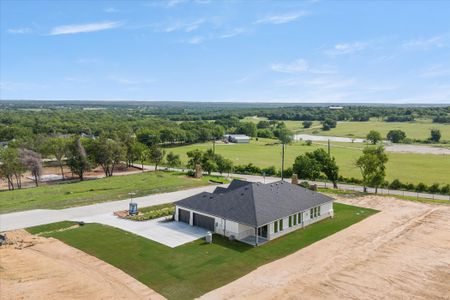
xmin=30 ymin=202 xmax=377 ymax=300
xmin=0 ymin=172 xmax=214 ymax=214
xmin=167 ymin=139 xmax=450 ymax=185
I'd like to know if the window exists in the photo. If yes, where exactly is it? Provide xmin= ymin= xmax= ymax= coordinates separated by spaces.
xmin=279 ymin=219 xmax=283 ymax=231
xmin=318 ymin=206 xmax=321 ymax=216
xmin=289 ymin=216 xmax=292 ymax=227
xmin=274 ymin=220 xmax=278 ymax=233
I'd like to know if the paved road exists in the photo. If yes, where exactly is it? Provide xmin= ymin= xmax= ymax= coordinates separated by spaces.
xmin=146 ymin=165 xmax=450 ymax=201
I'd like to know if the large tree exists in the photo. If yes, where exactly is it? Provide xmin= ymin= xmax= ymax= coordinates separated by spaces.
xmin=149 ymin=145 xmax=165 ymax=170
xmin=356 ymin=146 xmax=388 ymax=193
xmin=292 ymin=154 xmax=321 ymax=181
xmin=311 ymin=149 xmax=339 ymax=188
xmin=366 ymin=130 xmax=382 ymax=144
xmin=66 ymin=137 xmax=90 ymax=181
xmin=387 ymin=130 xmax=406 ymax=143
xmin=89 ymin=137 xmax=125 ymax=177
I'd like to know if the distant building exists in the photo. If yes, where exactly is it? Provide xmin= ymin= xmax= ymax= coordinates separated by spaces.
xmin=329 ymin=106 xmax=343 ymax=110
xmin=224 ymin=134 xmax=250 ymax=144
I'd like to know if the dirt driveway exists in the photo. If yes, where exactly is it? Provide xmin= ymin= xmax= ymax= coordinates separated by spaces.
xmin=202 ymin=196 xmax=450 ymax=300
xmin=0 ymin=230 xmax=164 ymax=300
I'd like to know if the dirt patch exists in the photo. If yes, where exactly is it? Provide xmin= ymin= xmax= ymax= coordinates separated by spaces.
xmin=386 ymin=144 xmax=450 ymax=155
xmin=0 ymin=229 xmax=164 ymax=300
xmin=202 ymin=196 xmax=450 ymax=300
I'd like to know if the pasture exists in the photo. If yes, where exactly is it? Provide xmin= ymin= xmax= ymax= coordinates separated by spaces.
xmin=166 ymin=139 xmax=450 ymax=185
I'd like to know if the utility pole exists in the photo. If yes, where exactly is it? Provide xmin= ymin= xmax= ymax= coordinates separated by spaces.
xmin=327 ymin=139 xmax=331 ymax=156
xmin=281 ymin=143 xmax=285 ymax=181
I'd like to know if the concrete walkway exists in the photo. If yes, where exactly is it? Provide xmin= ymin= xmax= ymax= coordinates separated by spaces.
xmin=0 ymin=185 xmax=218 ymax=232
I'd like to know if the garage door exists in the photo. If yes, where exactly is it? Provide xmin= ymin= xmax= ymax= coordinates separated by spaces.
xmin=178 ymin=209 xmax=190 ymax=224
xmin=193 ymin=213 xmax=215 ymax=231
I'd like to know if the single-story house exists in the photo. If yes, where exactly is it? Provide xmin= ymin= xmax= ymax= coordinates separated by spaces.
xmin=224 ymin=134 xmax=250 ymax=144
xmin=175 ymin=179 xmax=334 ymax=246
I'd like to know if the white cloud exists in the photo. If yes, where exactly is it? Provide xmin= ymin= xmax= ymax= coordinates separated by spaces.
xmin=160 ymin=19 xmax=204 ymax=33
xmin=186 ymin=36 xmax=204 ymax=44
xmin=49 ymin=21 xmax=122 ymax=35
xmin=402 ymin=35 xmax=446 ymax=50
xmin=7 ymin=27 xmax=32 ymax=34
xmin=219 ymin=28 xmax=246 ymax=39
xmin=326 ymin=42 xmax=368 ymax=55
xmin=255 ymin=12 xmax=308 ymax=25
xmin=104 ymin=7 xmax=119 ymax=13
xmin=271 ymin=59 xmax=309 ymax=73
xmin=420 ymin=65 xmax=450 ymax=78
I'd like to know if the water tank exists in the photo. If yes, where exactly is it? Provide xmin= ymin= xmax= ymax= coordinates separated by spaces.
xmin=205 ymin=231 xmax=212 ymax=244
xmin=129 ymin=202 xmax=138 ymax=215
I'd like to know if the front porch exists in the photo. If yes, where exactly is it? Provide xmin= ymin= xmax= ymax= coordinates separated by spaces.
xmin=238 ymin=235 xmax=268 ymax=246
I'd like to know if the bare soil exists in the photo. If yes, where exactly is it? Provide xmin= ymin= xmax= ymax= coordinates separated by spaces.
xmin=202 ymin=196 xmax=450 ymax=300
xmin=0 ymin=230 xmax=164 ymax=300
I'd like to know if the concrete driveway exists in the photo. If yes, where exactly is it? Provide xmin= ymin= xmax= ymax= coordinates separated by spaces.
xmin=75 ymin=213 xmax=208 ymax=248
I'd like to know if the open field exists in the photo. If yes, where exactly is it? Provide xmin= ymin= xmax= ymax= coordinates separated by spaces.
xmin=203 ymin=195 xmax=450 ymax=300
xmin=242 ymin=116 xmax=450 ymax=141
xmin=167 ymin=139 xmax=450 ymax=185
xmin=25 ymin=203 xmax=376 ymax=300
xmin=0 ymin=229 xmax=163 ymax=300
xmin=0 ymin=172 xmax=216 ymax=214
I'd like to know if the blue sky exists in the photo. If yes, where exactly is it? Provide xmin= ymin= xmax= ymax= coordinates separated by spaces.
xmin=1 ymin=0 xmax=449 ymax=103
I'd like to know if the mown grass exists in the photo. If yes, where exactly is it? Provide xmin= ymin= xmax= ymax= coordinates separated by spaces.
xmin=167 ymin=139 xmax=450 ymax=185
xmin=38 ymin=202 xmax=377 ymax=300
xmin=0 ymin=172 xmax=214 ymax=214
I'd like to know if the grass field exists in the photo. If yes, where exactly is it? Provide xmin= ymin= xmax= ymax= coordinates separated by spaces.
xmin=166 ymin=139 xmax=450 ymax=185
xmin=0 ymin=172 xmax=217 ymax=214
xmin=29 ymin=203 xmax=377 ymax=300
xmin=242 ymin=116 xmax=449 ymax=141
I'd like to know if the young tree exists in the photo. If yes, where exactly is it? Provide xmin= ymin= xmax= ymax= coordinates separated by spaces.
xmin=366 ymin=130 xmax=382 ymax=144
xmin=387 ymin=130 xmax=406 ymax=143
xmin=66 ymin=137 xmax=90 ymax=181
xmin=216 ymin=155 xmax=233 ymax=175
xmin=0 ymin=147 xmax=25 ymax=190
xmin=430 ymin=128 xmax=441 ymax=142
xmin=46 ymin=137 xmax=68 ymax=179
xmin=149 ymin=145 xmax=165 ymax=170
xmin=292 ymin=154 xmax=321 ymax=181
xmin=356 ymin=146 xmax=388 ymax=193
xmin=132 ymin=142 xmax=149 ymax=171
xmin=186 ymin=149 xmax=203 ymax=169
xmin=166 ymin=152 xmax=181 ymax=168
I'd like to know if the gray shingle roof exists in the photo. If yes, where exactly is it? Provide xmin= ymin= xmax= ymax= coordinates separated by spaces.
xmin=176 ymin=180 xmax=333 ymax=227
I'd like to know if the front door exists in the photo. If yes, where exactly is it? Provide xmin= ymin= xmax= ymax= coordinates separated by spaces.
xmin=257 ymin=225 xmax=268 ymax=238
